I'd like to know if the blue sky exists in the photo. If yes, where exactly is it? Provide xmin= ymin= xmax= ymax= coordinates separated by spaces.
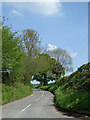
xmin=2 ymin=2 xmax=88 ymax=78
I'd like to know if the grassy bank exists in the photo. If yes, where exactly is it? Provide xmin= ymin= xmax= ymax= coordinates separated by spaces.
xmin=40 ymin=83 xmax=90 ymax=115
xmin=2 ymin=82 xmax=33 ymax=105
xmin=55 ymin=90 xmax=90 ymax=114
xmin=39 ymin=63 xmax=90 ymax=115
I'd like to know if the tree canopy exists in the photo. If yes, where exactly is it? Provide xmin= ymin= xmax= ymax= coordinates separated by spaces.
xmin=48 ymin=48 xmax=73 ymax=72
xmin=2 ymin=17 xmax=72 ymax=86
xmin=32 ymin=53 xmax=65 ymax=85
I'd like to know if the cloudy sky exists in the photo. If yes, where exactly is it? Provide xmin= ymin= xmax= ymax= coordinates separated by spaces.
xmin=2 ymin=2 xmax=88 ymax=76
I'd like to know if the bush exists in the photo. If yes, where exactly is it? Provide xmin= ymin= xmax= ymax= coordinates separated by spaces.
xmin=40 ymin=62 xmax=90 ymax=115
xmin=2 ymin=82 xmax=33 ymax=104
xmin=39 ymin=84 xmax=51 ymax=90
xmin=49 ymin=84 xmax=57 ymax=93
xmin=55 ymin=90 xmax=90 ymax=114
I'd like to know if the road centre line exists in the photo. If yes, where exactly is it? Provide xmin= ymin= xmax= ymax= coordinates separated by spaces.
xmin=21 ymin=104 xmax=31 ymax=112
xmin=41 ymin=94 xmax=43 ymax=97
xmin=41 ymin=92 xmax=44 ymax=98
xmin=35 ymin=98 xmax=40 ymax=102
xmin=22 ymin=92 xmax=44 ymax=111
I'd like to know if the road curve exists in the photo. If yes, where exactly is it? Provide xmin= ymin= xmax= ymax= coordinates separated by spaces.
xmin=2 ymin=89 xmax=78 ymax=119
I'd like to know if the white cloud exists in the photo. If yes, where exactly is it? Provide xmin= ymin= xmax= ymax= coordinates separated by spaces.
xmin=11 ymin=10 xmax=24 ymax=16
xmin=47 ymin=44 xmax=78 ymax=58
xmin=47 ymin=45 xmax=77 ymax=58
xmin=67 ymin=49 xmax=78 ymax=58
xmin=30 ymin=2 xmax=62 ymax=16
xmin=48 ymin=44 xmax=57 ymax=51
xmin=70 ymin=52 xmax=78 ymax=58
xmin=5 ymin=1 xmax=63 ymax=16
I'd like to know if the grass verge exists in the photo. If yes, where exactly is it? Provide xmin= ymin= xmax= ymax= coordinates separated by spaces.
xmin=55 ymin=90 xmax=90 ymax=115
xmin=2 ymin=82 xmax=33 ymax=105
xmin=40 ymin=84 xmax=90 ymax=115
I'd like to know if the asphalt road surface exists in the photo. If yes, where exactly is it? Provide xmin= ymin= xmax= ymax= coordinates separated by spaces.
xmin=2 ymin=89 xmax=78 ymax=119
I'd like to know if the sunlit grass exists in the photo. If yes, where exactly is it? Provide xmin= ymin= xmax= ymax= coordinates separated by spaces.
xmin=2 ymin=82 xmax=33 ymax=105
xmin=55 ymin=90 xmax=90 ymax=114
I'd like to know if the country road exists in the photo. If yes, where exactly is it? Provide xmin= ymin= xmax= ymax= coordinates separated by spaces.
xmin=2 ymin=89 xmax=78 ymax=119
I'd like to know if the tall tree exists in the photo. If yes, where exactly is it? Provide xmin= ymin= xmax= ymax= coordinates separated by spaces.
xmin=22 ymin=29 xmax=41 ymax=83
xmin=22 ymin=29 xmax=41 ymax=57
xmin=48 ymin=48 xmax=73 ymax=73
xmin=36 ymin=53 xmax=51 ymax=85
xmin=50 ymin=58 xmax=65 ymax=79
xmin=2 ymin=22 xmax=24 ymax=84
xmin=33 ymin=54 xmax=65 ymax=85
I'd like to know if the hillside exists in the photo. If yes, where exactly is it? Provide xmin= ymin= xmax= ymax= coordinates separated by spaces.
xmin=40 ymin=62 xmax=90 ymax=115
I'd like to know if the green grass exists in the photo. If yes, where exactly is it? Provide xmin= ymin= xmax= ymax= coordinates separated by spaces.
xmin=48 ymin=84 xmax=57 ymax=93
xmin=39 ymin=85 xmax=51 ymax=90
xmin=41 ymin=84 xmax=90 ymax=115
xmin=55 ymin=90 xmax=90 ymax=114
xmin=37 ymin=63 xmax=90 ymax=115
xmin=2 ymin=82 xmax=33 ymax=105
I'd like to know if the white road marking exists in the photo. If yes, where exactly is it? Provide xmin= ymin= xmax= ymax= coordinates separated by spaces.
xmin=41 ymin=92 xmax=44 ymax=98
xmin=41 ymin=94 xmax=43 ymax=97
xmin=21 ymin=104 xmax=31 ymax=112
xmin=35 ymin=98 xmax=40 ymax=102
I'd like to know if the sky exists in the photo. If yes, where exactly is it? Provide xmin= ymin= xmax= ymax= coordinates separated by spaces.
xmin=2 ymin=2 xmax=88 ymax=83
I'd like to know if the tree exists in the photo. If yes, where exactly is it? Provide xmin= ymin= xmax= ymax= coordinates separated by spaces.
xmin=32 ymin=72 xmax=46 ymax=86
xmin=2 ymin=20 xmax=24 ymax=84
xmin=36 ymin=53 xmax=51 ymax=85
xmin=48 ymin=48 xmax=73 ymax=73
xmin=50 ymin=58 xmax=65 ymax=79
xmin=0 ymin=17 xmax=2 ymax=84
xmin=22 ymin=29 xmax=42 ymax=83
xmin=32 ymin=54 xmax=65 ymax=85
xmin=22 ymin=29 xmax=41 ymax=57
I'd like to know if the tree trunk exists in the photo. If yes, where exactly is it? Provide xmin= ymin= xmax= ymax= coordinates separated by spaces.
xmin=43 ymin=73 xmax=47 ymax=86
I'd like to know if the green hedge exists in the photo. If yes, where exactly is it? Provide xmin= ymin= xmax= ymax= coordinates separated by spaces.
xmin=40 ymin=63 xmax=90 ymax=115
xmin=55 ymin=90 xmax=90 ymax=114
xmin=2 ymin=82 xmax=33 ymax=105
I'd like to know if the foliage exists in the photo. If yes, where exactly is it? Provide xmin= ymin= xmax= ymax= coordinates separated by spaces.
xmin=2 ymin=18 xmax=41 ymax=104
xmin=58 ymin=62 xmax=90 ymax=92
xmin=40 ymin=62 xmax=90 ymax=115
xmin=55 ymin=91 xmax=90 ymax=114
xmin=39 ymin=85 xmax=51 ymax=91
xmin=22 ymin=29 xmax=41 ymax=56
xmin=1 ymin=17 xmax=74 ymax=106
xmin=32 ymin=53 xmax=51 ymax=85
xmin=50 ymin=58 xmax=65 ymax=79
xmin=2 ymin=82 xmax=33 ymax=104
xmin=2 ymin=18 xmax=42 ymax=85
xmin=22 ymin=29 xmax=42 ymax=84
xmin=2 ymin=22 xmax=24 ymax=84
xmin=48 ymin=48 xmax=73 ymax=72
xmin=33 ymin=54 xmax=65 ymax=85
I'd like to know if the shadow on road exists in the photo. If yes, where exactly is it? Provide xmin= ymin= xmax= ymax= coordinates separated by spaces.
xmin=33 ymin=89 xmax=44 ymax=91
